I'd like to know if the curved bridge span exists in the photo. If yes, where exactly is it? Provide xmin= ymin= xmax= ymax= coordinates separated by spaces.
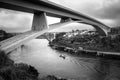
xmin=0 ymin=0 xmax=111 ymax=53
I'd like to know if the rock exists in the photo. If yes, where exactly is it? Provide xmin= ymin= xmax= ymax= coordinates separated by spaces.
xmin=0 ymin=51 xmax=14 ymax=68
xmin=0 ymin=66 xmax=18 ymax=80
xmin=0 ymin=51 xmax=39 ymax=80
xmin=0 ymin=76 xmax=4 ymax=80
xmin=14 ymin=63 xmax=39 ymax=79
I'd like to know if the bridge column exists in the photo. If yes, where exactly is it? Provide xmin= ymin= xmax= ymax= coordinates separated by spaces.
xmin=60 ymin=17 xmax=72 ymax=23
xmin=32 ymin=12 xmax=48 ymax=31
xmin=92 ymin=25 xmax=107 ymax=36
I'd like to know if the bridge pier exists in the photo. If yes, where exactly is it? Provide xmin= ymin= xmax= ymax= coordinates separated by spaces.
xmin=8 ymin=45 xmax=22 ymax=56
xmin=77 ymin=20 xmax=108 ymax=36
xmin=92 ymin=25 xmax=107 ymax=36
xmin=32 ymin=12 xmax=48 ymax=31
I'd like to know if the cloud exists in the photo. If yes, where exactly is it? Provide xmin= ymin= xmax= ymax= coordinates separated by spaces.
xmin=0 ymin=8 xmax=61 ymax=32
xmin=87 ymin=0 xmax=120 ymax=19
xmin=49 ymin=0 xmax=120 ymax=27
xmin=0 ymin=0 xmax=120 ymax=33
xmin=47 ymin=16 xmax=60 ymax=25
xmin=0 ymin=8 xmax=33 ymax=32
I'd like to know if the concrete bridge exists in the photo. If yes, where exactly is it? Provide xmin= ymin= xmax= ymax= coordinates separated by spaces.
xmin=0 ymin=0 xmax=111 ymax=53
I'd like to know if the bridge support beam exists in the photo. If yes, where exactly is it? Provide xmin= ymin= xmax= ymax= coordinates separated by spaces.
xmin=32 ymin=12 xmax=48 ymax=31
xmin=92 ymin=25 xmax=107 ymax=36
xmin=77 ymin=21 xmax=108 ymax=36
xmin=60 ymin=17 xmax=72 ymax=23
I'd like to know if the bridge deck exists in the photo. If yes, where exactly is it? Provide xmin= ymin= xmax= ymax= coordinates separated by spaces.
xmin=0 ymin=21 xmax=73 ymax=53
xmin=0 ymin=21 xmax=116 ymax=56
xmin=0 ymin=31 xmax=46 ymax=53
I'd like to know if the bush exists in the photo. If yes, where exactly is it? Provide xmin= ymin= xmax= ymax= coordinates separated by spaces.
xmin=14 ymin=63 xmax=39 ymax=78
xmin=0 ymin=51 xmax=14 ymax=68
xmin=0 ymin=51 xmax=39 ymax=80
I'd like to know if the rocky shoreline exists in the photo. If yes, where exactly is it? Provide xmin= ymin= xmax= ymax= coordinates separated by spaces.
xmin=0 ymin=51 xmax=72 ymax=80
xmin=49 ymin=42 xmax=120 ymax=60
xmin=48 ymin=30 xmax=120 ymax=60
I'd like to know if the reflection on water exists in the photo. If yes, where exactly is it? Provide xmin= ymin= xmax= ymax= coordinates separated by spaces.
xmin=10 ymin=39 xmax=120 ymax=80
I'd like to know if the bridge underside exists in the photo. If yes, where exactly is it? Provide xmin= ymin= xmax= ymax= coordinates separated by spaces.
xmin=76 ymin=21 xmax=109 ymax=36
xmin=0 ymin=0 xmax=111 ymax=53
xmin=0 ymin=0 xmax=110 ymax=32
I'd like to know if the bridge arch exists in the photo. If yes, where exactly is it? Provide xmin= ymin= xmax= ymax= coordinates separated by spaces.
xmin=0 ymin=0 xmax=111 ymax=53
xmin=76 ymin=21 xmax=110 ymax=36
xmin=59 ymin=18 xmax=110 ymax=36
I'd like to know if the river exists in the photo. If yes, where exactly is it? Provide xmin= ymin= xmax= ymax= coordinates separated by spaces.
xmin=9 ymin=39 xmax=120 ymax=80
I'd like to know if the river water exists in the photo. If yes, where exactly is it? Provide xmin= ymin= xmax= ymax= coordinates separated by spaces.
xmin=10 ymin=39 xmax=120 ymax=80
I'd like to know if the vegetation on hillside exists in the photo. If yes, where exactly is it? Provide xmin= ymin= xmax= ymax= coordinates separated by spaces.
xmin=51 ymin=30 xmax=120 ymax=52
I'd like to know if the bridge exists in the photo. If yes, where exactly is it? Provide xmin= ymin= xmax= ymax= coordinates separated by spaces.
xmin=0 ymin=0 xmax=111 ymax=53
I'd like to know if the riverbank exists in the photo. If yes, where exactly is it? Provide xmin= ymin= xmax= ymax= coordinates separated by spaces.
xmin=0 ymin=51 xmax=73 ymax=80
xmin=49 ymin=42 xmax=120 ymax=60
xmin=53 ymin=30 xmax=120 ymax=52
xmin=48 ymin=30 xmax=120 ymax=59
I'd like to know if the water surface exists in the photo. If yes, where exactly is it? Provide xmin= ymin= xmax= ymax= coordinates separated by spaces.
xmin=10 ymin=39 xmax=120 ymax=80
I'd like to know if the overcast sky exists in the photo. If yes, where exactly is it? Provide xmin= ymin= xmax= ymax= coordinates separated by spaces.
xmin=49 ymin=0 xmax=120 ymax=27
xmin=0 ymin=0 xmax=120 ymax=32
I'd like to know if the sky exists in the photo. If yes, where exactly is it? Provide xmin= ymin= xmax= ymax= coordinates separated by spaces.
xmin=49 ymin=0 xmax=120 ymax=27
xmin=0 ymin=0 xmax=120 ymax=32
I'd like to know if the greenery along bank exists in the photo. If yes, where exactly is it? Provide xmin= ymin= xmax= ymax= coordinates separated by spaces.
xmin=50 ymin=30 xmax=120 ymax=53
